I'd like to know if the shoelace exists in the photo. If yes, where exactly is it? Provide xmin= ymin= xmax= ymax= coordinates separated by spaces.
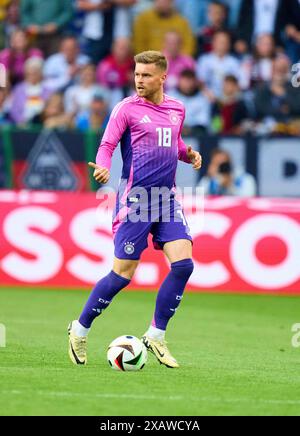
xmin=75 ymin=337 xmax=87 ymax=356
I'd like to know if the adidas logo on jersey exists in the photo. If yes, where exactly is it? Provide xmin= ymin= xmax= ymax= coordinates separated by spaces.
xmin=140 ymin=115 xmax=152 ymax=123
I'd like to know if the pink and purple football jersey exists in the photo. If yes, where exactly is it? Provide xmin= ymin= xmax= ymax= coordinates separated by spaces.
xmin=96 ymin=94 xmax=190 ymax=191
xmin=95 ymin=94 xmax=192 ymax=259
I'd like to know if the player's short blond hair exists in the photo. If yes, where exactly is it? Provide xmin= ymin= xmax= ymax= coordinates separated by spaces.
xmin=134 ymin=51 xmax=168 ymax=72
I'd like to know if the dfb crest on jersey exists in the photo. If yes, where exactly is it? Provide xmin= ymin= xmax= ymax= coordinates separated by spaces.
xmin=22 ymin=130 xmax=79 ymax=190
xmin=169 ymin=111 xmax=180 ymax=125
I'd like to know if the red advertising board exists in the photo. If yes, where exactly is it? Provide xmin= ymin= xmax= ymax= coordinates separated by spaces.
xmin=0 ymin=190 xmax=299 ymax=294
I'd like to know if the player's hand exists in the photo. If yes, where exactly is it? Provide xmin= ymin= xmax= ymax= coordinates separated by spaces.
xmin=187 ymin=146 xmax=202 ymax=170
xmin=88 ymin=162 xmax=110 ymax=184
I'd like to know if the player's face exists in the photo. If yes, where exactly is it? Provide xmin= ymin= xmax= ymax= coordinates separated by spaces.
xmin=135 ymin=63 xmax=166 ymax=99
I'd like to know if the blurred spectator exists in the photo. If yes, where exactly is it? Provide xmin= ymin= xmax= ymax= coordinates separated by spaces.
xmin=32 ymin=92 xmax=73 ymax=129
xmin=0 ymin=28 xmax=43 ymax=86
xmin=64 ymin=63 xmax=109 ymax=115
xmin=221 ymin=0 xmax=242 ymax=29
xmin=131 ymin=0 xmax=152 ymax=17
xmin=0 ymin=0 xmax=11 ymax=49
xmin=175 ymin=0 xmax=241 ymax=35
xmin=282 ymin=0 xmax=300 ymax=64
xmin=96 ymin=36 xmax=134 ymax=110
xmin=4 ymin=0 xmax=20 ymax=41
xmin=0 ymin=0 xmax=10 ymax=21
xmin=254 ymin=56 xmax=300 ymax=130
xmin=240 ymin=33 xmax=276 ymax=90
xmin=1 ymin=0 xmax=20 ymax=48
xmin=198 ymin=1 xmax=228 ymax=54
xmin=212 ymin=75 xmax=249 ymax=134
xmin=113 ymin=1 xmax=137 ymax=39
xmin=75 ymin=91 xmax=109 ymax=131
xmin=78 ymin=0 xmax=136 ymax=64
xmin=0 ymin=0 xmax=298 ymax=140
xmin=196 ymin=31 xmax=240 ymax=99
xmin=21 ymin=0 xmax=73 ymax=57
xmin=174 ymin=0 xmax=210 ymax=35
xmin=0 ymin=87 xmax=11 ymax=125
xmin=43 ymin=36 xmax=90 ymax=92
xmin=169 ymin=69 xmax=211 ymax=135
xmin=67 ymin=0 xmax=85 ymax=38
xmin=77 ymin=0 xmax=114 ymax=64
xmin=96 ymin=36 xmax=134 ymax=89
xmin=235 ymin=0 xmax=284 ymax=55
xmin=198 ymin=148 xmax=257 ymax=196
xmin=163 ymin=31 xmax=195 ymax=91
xmin=133 ymin=0 xmax=195 ymax=56
xmin=9 ymin=57 xmax=52 ymax=125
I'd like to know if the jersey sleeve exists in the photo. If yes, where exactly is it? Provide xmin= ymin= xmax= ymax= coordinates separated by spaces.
xmin=177 ymin=107 xmax=191 ymax=164
xmin=96 ymin=101 xmax=129 ymax=169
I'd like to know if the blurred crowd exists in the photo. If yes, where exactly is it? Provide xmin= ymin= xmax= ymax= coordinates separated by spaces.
xmin=1 ymin=0 xmax=300 ymax=136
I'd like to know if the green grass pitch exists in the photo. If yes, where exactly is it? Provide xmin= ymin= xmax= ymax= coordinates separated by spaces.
xmin=0 ymin=288 xmax=299 ymax=416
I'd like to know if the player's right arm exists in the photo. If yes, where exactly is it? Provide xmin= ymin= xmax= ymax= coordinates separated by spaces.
xmin=89 ymin=100 xmax=129 ymax=184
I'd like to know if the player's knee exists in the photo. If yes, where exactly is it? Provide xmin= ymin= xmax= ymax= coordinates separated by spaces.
xmin=120 ymin=271 xmax=134 ymax=281
xmin=113 ymin=257 xmax=139 ymax=279
xmin=171 ymin=258 xmax=194 ymax=280
xmin=113 ymin=262 xmax=137 ymax=280
xmin=113 ymin=269 xmax=134 ymax=281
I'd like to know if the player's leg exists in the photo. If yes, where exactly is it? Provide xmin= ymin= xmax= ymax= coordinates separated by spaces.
xmin=68 ymin=258 xmax=138 ymax=365
xmin=78 ymin=257 xmax=138 ymax=329
xmin=142 ymin=239 xmax=193 ymax=368
xmin=154 ymin=239 xmax=193 ymax=331
xmin=142 ymin=195 xmax=194 ymax=368
xmin=68 ymin=213 xmax=150 ymax=365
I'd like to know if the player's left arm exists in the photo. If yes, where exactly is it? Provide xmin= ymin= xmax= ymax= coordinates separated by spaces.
xmin=186 ymin=144 xmax=202 ymax=170
xmin=177 ymin=107 xmax=202 ymax=170
xmin=178 ymin=136 xmax=202 ymax=170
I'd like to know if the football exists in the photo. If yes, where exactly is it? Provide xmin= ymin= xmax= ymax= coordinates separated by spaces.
xmin=107 ymin=335 xmax=148 ymax=371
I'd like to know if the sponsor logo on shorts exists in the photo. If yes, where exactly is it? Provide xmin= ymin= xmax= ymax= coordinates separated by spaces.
xmin=124 ymin=242 xmax=135 ymax=255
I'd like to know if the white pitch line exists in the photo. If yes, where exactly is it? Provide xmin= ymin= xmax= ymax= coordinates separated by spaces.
xmin=1 ymin=390 xmax=300 ymax=406
xmin=3 ymin=320 xmax=58 ymax=325
xmin=0 ymin=390 xmax=182 ymax=402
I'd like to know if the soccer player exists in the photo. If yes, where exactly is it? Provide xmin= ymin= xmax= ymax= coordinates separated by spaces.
xmin=68 ymin=51 xmax=202 ymax=368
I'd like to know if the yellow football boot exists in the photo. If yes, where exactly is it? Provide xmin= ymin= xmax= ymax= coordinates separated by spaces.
xmin=142 ymin=334 xmax=179 ymax=368
xmin=68 ymin=321 xmax=88 ymax=365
